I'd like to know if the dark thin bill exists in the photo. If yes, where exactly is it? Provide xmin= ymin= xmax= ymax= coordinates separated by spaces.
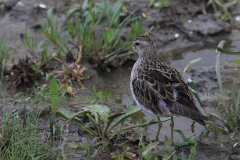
xmin=116 ymin=48 xmax=130 ymax=55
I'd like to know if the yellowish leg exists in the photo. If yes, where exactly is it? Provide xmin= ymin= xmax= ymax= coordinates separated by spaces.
xmin=170 ymin=116 xmax=174 ymax=145
xmin=155 ymin=116 xmax=162 ymax=142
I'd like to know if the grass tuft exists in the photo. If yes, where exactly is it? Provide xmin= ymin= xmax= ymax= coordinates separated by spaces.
xmin=0 ymin=105 xmax=48 ymax=159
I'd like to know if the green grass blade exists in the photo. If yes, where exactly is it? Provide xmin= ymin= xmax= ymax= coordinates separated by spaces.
xmin=1 ymin=58 xmax=6 ymax=82
xmin=189 ymin=82 xmax=205 ymax=110
xmin=108 ymin=105 xmax=141 ymax=131
xmin=116 ymin=117 xmax=172 ymax=132
xmin=50 ymin=77 xmax=58 ymax=110
xmin=207 ymin=112 xmax=223 ymax=122
xmin=82 ymin=105 xmax=110 ymax=121
xmin=236 ymin=91 xmax=240 ymax=112
xmin=174 ymin=130 xmax=187 ymax=141
xmin=216 ymin=47 xmax=240 ymax=55
xmin=55 ymin=109 xmax=96 ymax=135
xmin=165 ymin=135 xmax=171 ymax=146
xmin=105 ymin=112 xmax=125 ymax=130
xmin=86 ymin=113 xmax=98 ymax=131
xmin=236 ymin=59 xmax=240 ymax=65
xmin=62 ymin=4 xmax=81 ymax=27
xmin=183 ymin=58 xmax=202 ymax=73
xmin=215 ymin=41 xmax=226 ymax=98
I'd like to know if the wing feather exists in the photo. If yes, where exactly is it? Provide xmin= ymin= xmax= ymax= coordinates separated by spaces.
xmin=132 ymin=67 xmax=208 ymax=125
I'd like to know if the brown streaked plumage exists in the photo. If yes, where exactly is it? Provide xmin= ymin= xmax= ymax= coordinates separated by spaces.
xmin=117 ymin=35 xmax=208 ymax=144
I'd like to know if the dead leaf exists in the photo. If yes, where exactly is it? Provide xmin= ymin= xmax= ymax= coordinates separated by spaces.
xmin=127 ymin=136 xmax=139 ymax=142
xmin=127 ymin=152 xmax=137 ymax=158
xmin=122 ymin=7 xmax=127 ymax=14
xmin=147 ymin=143 xmax=156 ymax=147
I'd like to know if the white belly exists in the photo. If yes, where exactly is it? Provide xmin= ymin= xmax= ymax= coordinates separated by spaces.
xmin=131 ymin=90 xmax=154 ymax=114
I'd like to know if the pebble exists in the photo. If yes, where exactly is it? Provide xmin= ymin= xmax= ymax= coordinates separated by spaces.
xmin=174 ymin=33 xmax=179 ymax=38
xmin=38 ymin=4 xmax=46 ymax=9
xmin=235 ymin=16 xmax=240 ymax=21
xmin=17 ymin=1 xmax=24 ymax=6
xmin=230 ymin=154 xmax=240 ymax=160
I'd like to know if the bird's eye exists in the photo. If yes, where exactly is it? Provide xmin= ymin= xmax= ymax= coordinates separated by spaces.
xmin=135 ymin=42 xmax=139 ymax=46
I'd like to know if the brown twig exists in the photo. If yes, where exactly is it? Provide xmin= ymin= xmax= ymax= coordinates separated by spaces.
xmin=150 ymin=33 xmax=169 ymax=43
xmin=77 ymin=45 xmax=83 ymax=62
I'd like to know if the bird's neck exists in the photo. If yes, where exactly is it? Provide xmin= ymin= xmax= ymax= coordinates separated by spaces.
xmin=133 ymin=54 xmax=159 ymax=73
xmin=138 ymin=52 xmax=159 ymax=65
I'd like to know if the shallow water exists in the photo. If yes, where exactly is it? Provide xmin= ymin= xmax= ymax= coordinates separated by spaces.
xmin=88 ymin=30 xmax=240 ymax=141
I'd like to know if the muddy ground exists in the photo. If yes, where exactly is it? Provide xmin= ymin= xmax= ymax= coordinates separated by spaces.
xmin=0 ymin=0 xmax=240 ymax=159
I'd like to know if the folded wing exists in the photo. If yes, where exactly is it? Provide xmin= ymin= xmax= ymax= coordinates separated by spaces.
xmin=132 ymin=68 xmax=208 ymax=125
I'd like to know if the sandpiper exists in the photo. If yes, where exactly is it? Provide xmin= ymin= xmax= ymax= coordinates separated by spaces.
xmin=117 ymin=35 xmax=208 ymax=144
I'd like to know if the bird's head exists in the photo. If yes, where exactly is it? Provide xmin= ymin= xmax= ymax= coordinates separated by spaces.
xmin=116 ymin=35 xmax=157 ymax=59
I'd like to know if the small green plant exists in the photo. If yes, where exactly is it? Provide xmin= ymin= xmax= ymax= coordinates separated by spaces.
xmin=27 ymin=81 xmax=67 ymax=107
xmin=212 ymin=0 xmax=238 ymax=15
xmin=180 ymin=143 xmax=197 ymax=160
xmin=31 ymin=83 xmax=51 ymax=104
xmin=236 ymin=59 xmax=240 ymax=65
xmin=54 ymin=48 xmax=86 ymax=89
xmin=103 ymin=27 xmax=122 ymax=54
xmin=0 ymin=35 xmax=12 ymax=82
xmin=83 ymin=27 xmax=102 ymax=54
xmin=0 ymin=3 xmax=5 ymax=12
xmin=88 ymin=3 xmax=103 ymax=28
xmin=60 ymin=0 xmax=149 ymax=71
xmin=0 ymin=35 xmax=11 ymax=68
xmin=122 ymin=17 xmax=153 ymax=49
xmin=213 ymin=41 xmax=240 ymax=133
xmin=218 ymin=84 xmax=240 ymax=132
xmin=24 ymin=28 xmax=53 ymax=75
xmin=49 ymin=77 xmax=59 ymax=139
xmin=130 ymin=18 xmax=143 ymax=36
xmin=104 ymin=0 xmax=123 ymax=28
xmin=140 ymin=135 xmax=176 ymax=160
xmin=1 ymin=58 xmax=6 ymax=82
xmin=67 ymin=19 xmax=90 ymax=49
xmin=79 ymin=137 xmax=98 ymax=156
xmin=93 ymin=86 xmax=111 ymax=102
xmin=174 ymin=130 xmax=197 ymax=147
xmin=67 ymin=105 xmax=141 ymax=145
xmin=188 ymin=81 xmax=205 ymax=109
xmin=24 ymin=28 xmax=40 ymax=58
xmin=140 ymin=138 xmax=153 ymax=160
xmin=55 ymin=105 xmax=171 ymax=146
xmin=189 ymin=143 xmax=197 ymax=160
xmin=0 ymin=105 xmax=48 ymax=159
xmin=42 ymin=10 xmax=69 ymax=61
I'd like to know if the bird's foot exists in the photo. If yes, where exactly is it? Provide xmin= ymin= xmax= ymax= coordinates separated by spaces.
xmin=154 ymin=137 xmax=163 ymax=143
